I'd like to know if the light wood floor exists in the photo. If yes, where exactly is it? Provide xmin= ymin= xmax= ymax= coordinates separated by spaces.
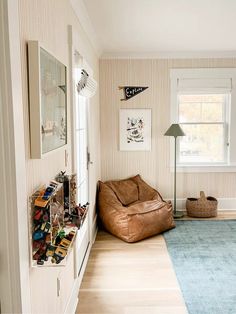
xmin=76 ymin=211 xmax=236 ymax=314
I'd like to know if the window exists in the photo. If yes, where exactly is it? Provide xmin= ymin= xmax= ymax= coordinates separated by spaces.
xmin=178 ymin=93 xmax=229 ymax=164
xmin=170 ymin=68 xmax=236 ymax=171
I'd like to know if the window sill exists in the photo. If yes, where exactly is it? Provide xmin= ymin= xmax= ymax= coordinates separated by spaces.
xmin=174 ymin=164 xmax=236 ymax=173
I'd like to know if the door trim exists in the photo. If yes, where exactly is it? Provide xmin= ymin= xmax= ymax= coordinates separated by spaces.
xmin=0 ymin=0 xmax=31 ymax=312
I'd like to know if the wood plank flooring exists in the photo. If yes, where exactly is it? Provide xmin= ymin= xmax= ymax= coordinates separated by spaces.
xmin=76 ymin=211 xmax=236 ymax=314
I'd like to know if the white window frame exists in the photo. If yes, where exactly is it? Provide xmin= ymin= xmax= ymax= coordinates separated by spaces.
xmin=176 ymin=93 xmax=230 ymax=165
xmin=73 ymin=55 xmax=92 ymax=205
xmin=75 ymin=91 xmax=89 ymax=204
xmin=170 ymin=68 xmax=236 ymax=172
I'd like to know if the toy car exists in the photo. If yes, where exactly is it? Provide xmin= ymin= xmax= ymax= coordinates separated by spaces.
xmin=34 ymin=208 xmax=43 ymax=221
xmin=46 ymin=244 xmax=56 ymax=257
xmin=32 ymin=239 xmax=44 ymax=250
xmin=66 ymin=230 xmax=76 ymax=241
xmin=35 ymin=195 xmax=49 ymax=208
xmin=45 ymin=234 xmax=51 ymax=244
xmin=59 ymin=238 xmax=71 ymax=249
xmin=42 ymin=186 xmax=54 ymax=200
xmin=33 ymin=243 xmax=47 ymax=261
xmin=52 ymin=247 xmax=67 ymax=264
xmin=40 ymin=222 xmax=51 ymax=233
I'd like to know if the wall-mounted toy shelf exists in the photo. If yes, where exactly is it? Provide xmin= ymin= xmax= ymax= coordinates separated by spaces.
xmin=30 ymin=181 xmax=76 ymax=267
xmin=29 ymin=174 xmax=90 ymax=267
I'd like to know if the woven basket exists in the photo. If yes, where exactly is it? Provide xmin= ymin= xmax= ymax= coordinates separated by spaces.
xmin=186 ymin=191 xmax=218 ymax=218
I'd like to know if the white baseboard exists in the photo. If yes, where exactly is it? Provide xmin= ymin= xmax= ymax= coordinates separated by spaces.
xmin=172 ymin=198 xmax=236 ymax=210
xmin=92 ymin=214 xmax=98 ymax=244
xmin=64 ymin=291 xmax=78 ymax=314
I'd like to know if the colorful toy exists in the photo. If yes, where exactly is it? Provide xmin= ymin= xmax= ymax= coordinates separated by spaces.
xmin=42 ymin=186 xmax=54 ymax=200
xmin=66 ymin=230 xmax=76 ymax=241
xmin=46 ymin=244 xmax=56 ymax=257
xmin=33 ymin=230 xmax=45 ymax=241
xmin=31 ymin=178 xmax=79 ymax=266
xmin=35 ymin=194 xmax=49 ymax=208
xmin=33 ymin=243 xmax=47 ymax=261
xmin=32 ymin=239 xmax=44 ymax=250
xmin=45 ymin=234 xmax=51 ymax=244
xmin=40 ymin=222 xmax=51 ymax=233
xmin=59 ymin=238 xmax=71 ymax=249
xmin=34 ymin=208 xmax=43 ymax=221
xmin=52 ymin=247 xmax=67 ymax=264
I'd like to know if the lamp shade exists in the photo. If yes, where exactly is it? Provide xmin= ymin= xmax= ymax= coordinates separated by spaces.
xmin=164 ymin=124 xmax=185 ymax=137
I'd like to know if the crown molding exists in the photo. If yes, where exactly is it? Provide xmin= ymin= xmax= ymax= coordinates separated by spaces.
xmin=101 ymin=51 xmax=236 ymax=60
xmin=70 ymin=0 xmax=103 ymax=57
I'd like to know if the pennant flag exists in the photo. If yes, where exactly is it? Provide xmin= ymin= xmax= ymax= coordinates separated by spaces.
xmin=119 ymin=86 xmax=148 ymax=101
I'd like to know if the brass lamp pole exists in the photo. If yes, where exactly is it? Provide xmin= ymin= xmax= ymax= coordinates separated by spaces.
xmin=164 ymin=124 xmax=186 ymax=219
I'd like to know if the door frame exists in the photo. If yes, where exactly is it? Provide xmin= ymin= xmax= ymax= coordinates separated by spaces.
xmin=68 ymin=25 xmax=98 ymax=245
xmin=68 ymin=25 xmax=91 ymax=206
xmin=0 ymin=0 xmax=31 ymax=312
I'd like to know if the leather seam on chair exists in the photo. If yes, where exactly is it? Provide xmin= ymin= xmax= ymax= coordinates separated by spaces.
xmin=127 ymin=203 xmax=168 ymax=216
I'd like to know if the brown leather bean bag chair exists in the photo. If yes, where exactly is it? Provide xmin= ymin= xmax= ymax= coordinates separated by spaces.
xmin=98 ymin=174 xmax=175 ymax=243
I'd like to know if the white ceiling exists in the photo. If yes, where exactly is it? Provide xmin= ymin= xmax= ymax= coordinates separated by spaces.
xmin=81 ymin=0 xmax=236 ymax=58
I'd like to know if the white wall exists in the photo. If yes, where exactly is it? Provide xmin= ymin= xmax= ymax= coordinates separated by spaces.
xmin=18 ymin=0 xmax=100 ymax=312
xmin=0 ymin=0 xmax=30 ymax=312
xmin=100 ymin=58 xmax=236 ymax=199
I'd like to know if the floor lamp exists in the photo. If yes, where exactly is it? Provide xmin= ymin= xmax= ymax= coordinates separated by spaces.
xmin=164 ymin=124 xmax=185 ymax=218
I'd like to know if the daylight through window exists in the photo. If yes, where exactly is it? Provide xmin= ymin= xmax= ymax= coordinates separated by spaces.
xmin=177 ymin=93 xmax=230 ymax=164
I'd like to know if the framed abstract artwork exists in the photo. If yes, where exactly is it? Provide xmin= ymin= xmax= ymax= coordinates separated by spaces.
xmin=28 ymin=41 xmax=67 ymax=159
xmin=119 ymin=109 xmax=152 ymax=151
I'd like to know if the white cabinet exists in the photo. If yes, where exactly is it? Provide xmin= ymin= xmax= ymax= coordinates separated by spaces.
xmin=30 ymin=267 xmax=60 ymax=314
xmin=57 ymin=250 xmax=76 ymax=313
xmin=30 ymin=214 xmax=91 ymax=314
xmin=30 ymin=250 xmax=76 ymax=314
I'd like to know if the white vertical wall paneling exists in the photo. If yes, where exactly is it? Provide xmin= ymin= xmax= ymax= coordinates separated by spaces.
xmin=18 ymin=1 xmax=101 ymax=312
xmin=100 ymin=58 xmax=236 ymax=199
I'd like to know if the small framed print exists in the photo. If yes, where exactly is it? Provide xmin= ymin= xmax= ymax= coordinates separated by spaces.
xmin=119 ymin=109 xmax=151 ymax=151
xmin=28 ymin=41 xmax=67 ymax=159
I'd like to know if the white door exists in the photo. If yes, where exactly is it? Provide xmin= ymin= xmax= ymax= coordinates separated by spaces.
xmin=73 ymin=64 xmax=92 ymax=279
xmin=75 ymin=76 xmax=89 ymax=206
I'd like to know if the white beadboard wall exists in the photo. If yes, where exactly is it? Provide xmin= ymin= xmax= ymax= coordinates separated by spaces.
xmin=19 ymin=0 xmax=100 ymax=195
xmin=19 ymin=0 xmax=100 ymax=312
xmin=100 ymin=58 xmax=236 ymax=199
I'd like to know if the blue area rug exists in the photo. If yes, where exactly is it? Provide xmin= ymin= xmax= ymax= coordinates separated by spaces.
xmin=164 ymin=220 xmax=236 ymax=314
